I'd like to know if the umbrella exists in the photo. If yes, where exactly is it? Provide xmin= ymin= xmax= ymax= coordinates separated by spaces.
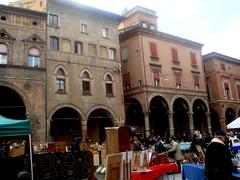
xmin=227 ymin=117 xmax=240 ymax=129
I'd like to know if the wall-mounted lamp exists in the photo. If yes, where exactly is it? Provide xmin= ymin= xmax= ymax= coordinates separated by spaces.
xmin=113 ymin=65 xmax=122 ymax=74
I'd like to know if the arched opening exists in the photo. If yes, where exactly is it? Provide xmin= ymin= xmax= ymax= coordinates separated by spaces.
xmin=173 ymin=98 xmax=189 ymax=139
xmin=125 ymin=98 xmax=144 ymax=137
xmin=210 ymin=109 xmax=221 ymax=133
xmin=88 ymin=109 xmax=113 ymax=144
xmin=0 ymin=85 xmax=26 ymax=119
xmin=225 ymin=108 xmax=235 ymax=125
xmin=50 ymin=107 xmax=82 ymax=145
xmin=193 ymin=99 xmax=208 ymax=133
xmin=149 ymin=96 xmax=169 ymax=137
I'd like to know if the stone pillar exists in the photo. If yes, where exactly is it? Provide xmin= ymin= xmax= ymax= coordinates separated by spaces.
xmin=144 ymin=112 xmax=150 ymax=137
xmin=205 ymin=112 xmax=212 ymax=134
xmin=168 ymin=111 xmax=174 ymax=136
xmin=188 ymin=112 xmax=194 ymax=138
xmin=81 ymin=120 xmax=87 ymax=142
xmin=219 ymin=117 xmax=227 ymax=132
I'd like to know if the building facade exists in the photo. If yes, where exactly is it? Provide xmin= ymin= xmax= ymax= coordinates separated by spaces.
xmin=119 ymin=6 xmax=210 ymax=139
xmin=203 ymin=52 xmax=240 ymax=132
xmin=46 ymin=0 xmax=125 ymax=144
xmin=0 ymin=4 xmax=47 ymax=142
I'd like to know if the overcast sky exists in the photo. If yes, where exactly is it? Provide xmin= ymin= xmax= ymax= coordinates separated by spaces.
xmin=1 ymin=0 xmax=240 ymax=59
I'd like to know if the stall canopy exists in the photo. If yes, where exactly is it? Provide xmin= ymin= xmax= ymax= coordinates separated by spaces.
xmin=0 ymin=115 xmax=31 ymax=136
xmin=227 ymin=117 xmax=240 ymax=129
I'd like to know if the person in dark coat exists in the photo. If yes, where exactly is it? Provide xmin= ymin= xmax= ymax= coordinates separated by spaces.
xmin=205 ymin=130 xmax=233 ymax=180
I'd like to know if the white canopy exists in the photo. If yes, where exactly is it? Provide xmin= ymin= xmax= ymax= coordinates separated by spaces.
xmin=227 ymin=117 xmax=240 ymax=129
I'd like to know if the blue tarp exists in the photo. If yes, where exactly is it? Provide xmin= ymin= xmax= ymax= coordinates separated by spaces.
xmin=0 ymin=115 xmax=31 ymax=136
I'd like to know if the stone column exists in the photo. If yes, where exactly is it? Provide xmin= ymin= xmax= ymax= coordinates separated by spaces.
xmin=188 ymin=112 xmax=194 ymax=137
xmin=168 ymin=111 xmax=174 ymax=136
xmin=81 ymin=120 xmax=87 ymax=142
xmin=205 ymin=112 xmax=212 ymax=134
xmin=144 ymin=111 xmax=150 ymax=137
xmin=219 ymin=117 xmax=227 ymax=132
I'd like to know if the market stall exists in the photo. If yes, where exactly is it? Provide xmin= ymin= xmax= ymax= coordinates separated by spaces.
xmin=0 ymin=115 xmax=33 ymax=180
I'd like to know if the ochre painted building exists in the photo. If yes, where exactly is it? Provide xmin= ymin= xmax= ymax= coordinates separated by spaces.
xmin=119 ymin=6 xmax=210 ymax=139
xmin=203 ymin=52 xmax=240 ymax=132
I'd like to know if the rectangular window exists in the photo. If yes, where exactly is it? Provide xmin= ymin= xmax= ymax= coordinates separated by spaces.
xmin=171 ymin=48 xmax=178 ymax=61
xmin=28 ymin=56 xmax=40 ymax=67
xmin=109 ymin=48 xmax=116 ymax=60
xmin=62 ymin=39 xmax=71 ymax=52
xmin=237 ymin=85 xmax=240 ymax=99
xmin=194 ymin=75 xmax=200 ymax=91
xmin=75 ymin=41 xmax=83 ymax=55
xmin=83 ymin=81 xmax=90 ymax=95
xmin=80 ymin=24 xmax=87 ymax=33
xmin=57 ymin=79 xmax=65 ymax=93
xmin=100 ymin=46 xmax=107 ymax=58
xmin=190 ymin=52 xmax=197 ymax=65
xmin=0 ymin=54 xmax=7 ymax=64
xmin=106 ymin=83 xmax=113 ymax=96
xmin=50 ymin=36 xmax=59 ymax=51
xmin=121 ymin=47 xmax=128 ymax=61
xmin=175 ymin=73 xmax=181 ymax=88
xmin=102 ymin=27 xmax=109 ymax=38
xmin=142 ymin=22 xmax=148 ymax=28
xmin=224 ymin=82 xmax=230 ymax=99
xmin=123 ymin=73 xmax=131 ymax=91
xmin=49 ymin=14 xmax=58 ymax=27
xmin=153 ymin=69 xmax=160 ymax=87
xmin=220 ymin=63 xmax=226 ymax=71
xmin=150 ymin=42 xmax=157 ymax=57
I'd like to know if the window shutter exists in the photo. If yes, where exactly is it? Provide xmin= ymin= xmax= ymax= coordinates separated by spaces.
xmin=150 ymin=43 xmax=157 ymax=57
xmin=176 ymin=73 xmax=181 ymax=85
xmin=220 ymin=63 xmax=226 ymax=71
xmin=152 ymin=69 xmax=160 ymax=80
xmin=237 ymin=86 xmax=240 ymax=99
xmin=171 ymin=48 xmax=178 ymax=61
xmin=194 ymin=75 xmax=199 ymax=85
xmin=190 ymin=52 xmax=197 ymax=65
xmin=123 ymin=73 xmax=130 ymax=85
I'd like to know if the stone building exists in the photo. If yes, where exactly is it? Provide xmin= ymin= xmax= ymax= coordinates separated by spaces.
xmin=0 ymin=4 xmax=47 ymax=142
xmin=119 ymin=6 xmax=210 ymax=139
xmin=203 ymin=52 xmax=240 ymax=132
xmin=45 ymin=0 xmax=125 ymax=145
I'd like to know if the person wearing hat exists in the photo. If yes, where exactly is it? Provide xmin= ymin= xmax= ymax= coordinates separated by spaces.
xmin=205 ymin=130 xmax=233 ymax=180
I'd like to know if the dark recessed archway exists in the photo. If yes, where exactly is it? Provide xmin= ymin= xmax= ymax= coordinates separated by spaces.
xmin=88 ymin=108 xmax=113 ymax=144
xmin=125 ymin=98 xmax=144 ymax=136
xmin=50 ymin=107 xmax=82 ymax=145
xmin=0 ymin=85 xmax=26 ymax=119
xmin=149 ymin=96 xmax=169 ymax=137
xmin=173 ymin=98 xmax=189 ymax=139
xmin=225 ymin=108 xmax=235 ymax=125
xmin=210 ymin=109 xmax=220 ymax=133
xmin=193 ymin=99 xmax=208 ymax=133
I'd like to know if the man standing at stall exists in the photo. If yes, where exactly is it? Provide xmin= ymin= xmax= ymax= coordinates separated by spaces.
xmin=205 ymin=130 xmax=233 ymax=180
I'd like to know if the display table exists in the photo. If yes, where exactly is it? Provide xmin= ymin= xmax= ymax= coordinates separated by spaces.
xmin=182 ymin=163 xmax=240 ymax=180
xmin=182 ymin=163 xmax=206 ymax=180
xmin=131 ymin=163 xmax=179 ymax=180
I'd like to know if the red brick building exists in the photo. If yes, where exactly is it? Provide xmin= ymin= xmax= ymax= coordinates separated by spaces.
xmin=203 ymin=52 xmax=240 ymax=132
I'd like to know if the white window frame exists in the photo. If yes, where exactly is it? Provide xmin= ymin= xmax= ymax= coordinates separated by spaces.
xmin=48 ymin=14 xmax=59 ymax=27
xmin=0 ymin=53 xmax=7 ymax=64
xmin=80 ymin=24 xmax=88 ymax=33
xmin=109 ymin=48 xmax=115 ymax=60
xmin=28 ymin=55 xmax=40 ymax=67
xmin=102 ymin=27 xmax=109 ymax=38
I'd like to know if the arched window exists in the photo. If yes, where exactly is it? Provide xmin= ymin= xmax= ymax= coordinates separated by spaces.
xmin=105 ymin=74 xmax=113 ymax=96
xmin=0 ymin=43 xmax=8 ymax=64
xmin=56 ymin=68 xmax=66 ymax=93
xmin=28 ymin=48 xmax=40 ymax=67
xmin=82 ymin=71 xmax=91 ymax=95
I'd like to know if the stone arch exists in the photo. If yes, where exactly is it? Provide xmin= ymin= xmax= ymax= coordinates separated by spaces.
xmin=170 ymin=95 xmax=190 ymax=111
xmin=54 ymin=64 xmax=69 ymax=76
xmin=80 ymin=68 xmax=93 ymax=79
xmin=149 ymin=95 xmax=169 ymax=137
xmin=87 ymin=105 xmax=116 ymax=144
xmin=0 ymin=81 xmax=30 ymax=114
